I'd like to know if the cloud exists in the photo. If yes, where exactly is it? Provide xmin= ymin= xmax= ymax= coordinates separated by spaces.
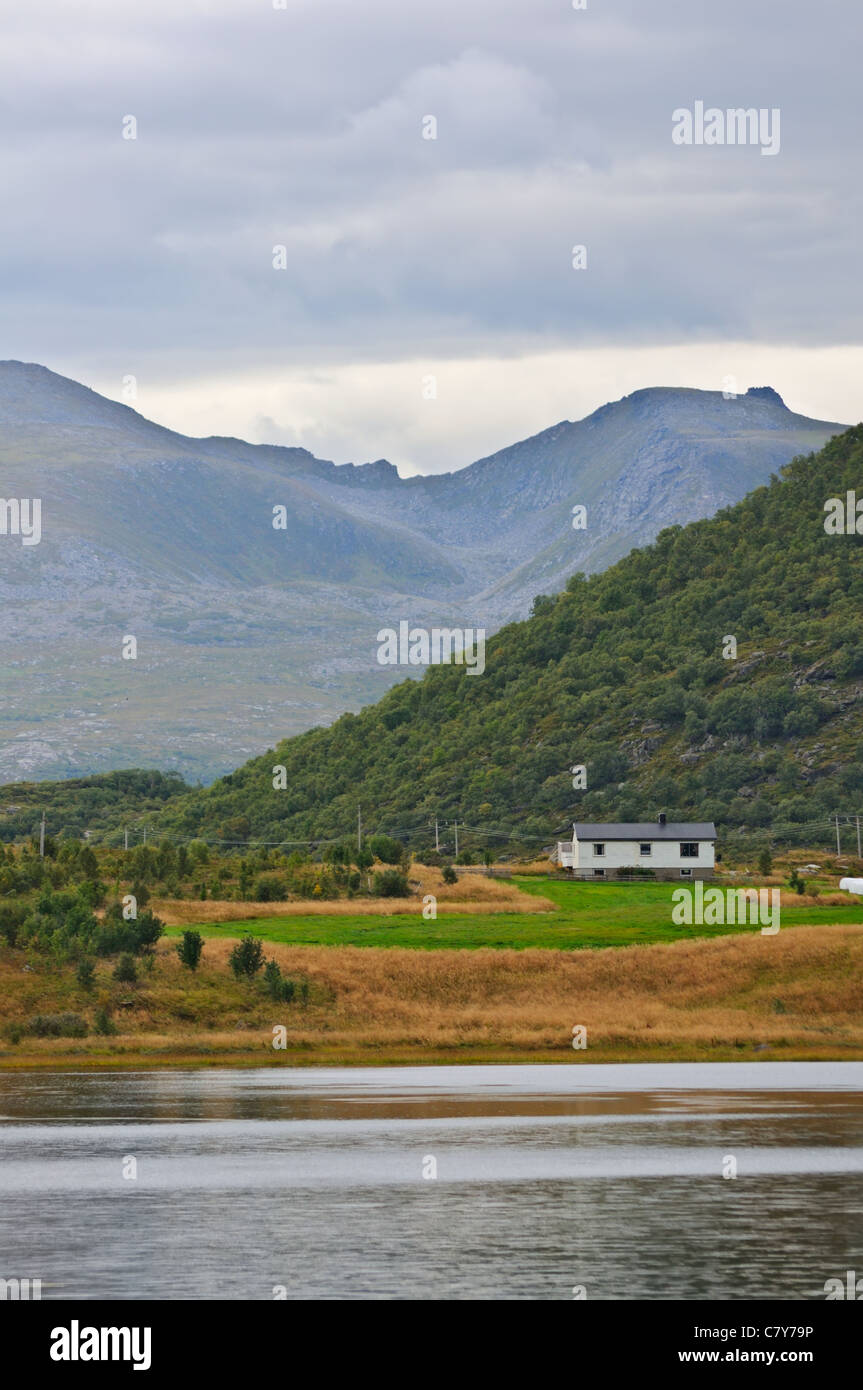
xmin=0 ymin=0 xmax=860 ymax=470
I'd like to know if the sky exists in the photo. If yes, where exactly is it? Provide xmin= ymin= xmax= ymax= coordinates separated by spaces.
xmin=1 ymin=0 xmax=861 ymax=474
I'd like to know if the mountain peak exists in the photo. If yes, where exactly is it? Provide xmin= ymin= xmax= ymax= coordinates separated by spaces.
xmin=745 ymin=386 xmax=785 ymax=407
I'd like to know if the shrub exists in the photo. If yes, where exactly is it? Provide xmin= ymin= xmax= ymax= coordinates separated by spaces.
xmin=373 ymin=869 xmax=409 ymax=898
xmin=758 ymin=849 xmax=773 ymax=877
xmin=76 ymin=958 xmax=96 ymax=991
xmin=254 ymin=874 xmax=288 ymax=902
xmin=25 ymin=1012 xmax=88 ymax=1038
xmin=442 ymin=865 xmax=458 ymax=885
xmin=264 ymin=959 xmax=295 ymax=1002
xmin=113 ymin=954 xmax=138 ymax=984
xmin=93 ymin=1006 xmax=116 ymax=1036
xmin=176 ymin=930 xmax=204 ymax=971
xmin=415 ymin=850 xmax=443 ymax=867
xmin=229 ymin=935 xmax=265 ymax=980
xmin=98 ymin=906 xmax=164 ymax=957
xmin=369 ymin=834 xmax=405 ymax=865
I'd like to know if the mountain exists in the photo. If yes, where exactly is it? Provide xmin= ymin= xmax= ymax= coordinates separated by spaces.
xmin=135 ymin=424 xmax=863 ymax=856
xmin=0 ymin=361 xmax=844 ymax=782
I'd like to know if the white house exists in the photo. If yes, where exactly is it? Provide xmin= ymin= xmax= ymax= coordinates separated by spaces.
xmin=565 ymin=814 xmax=716 ymax=880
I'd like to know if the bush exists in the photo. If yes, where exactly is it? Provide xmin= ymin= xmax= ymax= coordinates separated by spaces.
xmin=176 ymin=930 xmax=204 ymax=971
xmin=98 ymin=906 xmax=164 ymax=957
xmin=373 ymin=869 xmax=409 ymax=898
xmin=25 ymin=1012 xmax=88 ymax=1038
xmin=264 ymin=959 xmax=295 ymax=1002
xmin=93 ymin=1006 xmax=116 ymax=1036
xmin=758 ymin=849 xmax=773 ymax=877
xmin=254 ymin=874 xmax=288 ymax=902
xmin=229 ymin=935 xmax=265 ymax=980
xmin=369 ymin=834 xmax=405 ymax=865
xmin=76 ymin=958 xmax=96 ymax=991
xmin=441 ymin=865 xmax=458 ymax=885
xmin=113 ymin=954 xmax=138 ymax=984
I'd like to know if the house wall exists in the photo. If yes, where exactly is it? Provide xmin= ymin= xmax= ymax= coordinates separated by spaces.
xmin=572 ymin=835 xmax=715 ymax=880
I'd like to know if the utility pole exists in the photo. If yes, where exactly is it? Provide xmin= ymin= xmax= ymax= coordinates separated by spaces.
xmin=357 ymin=805 xmax=362 ymax=853
xmin=834 ymin=814 xmax=841 ymax=856
xmin=434 ymin=818 xmax=439 ymax=852
xmin=857 ymin=815 xmax=862 ymax=859
xmin=39 ymin=812 xmax=45 ymax=859
xmin=454 ymin=820 xmax=458 ymax=857
xmin=143 ymin=827 xmax=148 ymax=846
xmin=124 ymin=827 xmax=129 ymax=851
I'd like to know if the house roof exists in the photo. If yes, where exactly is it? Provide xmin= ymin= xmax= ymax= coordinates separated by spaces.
xmin=573 ymin=822 xmax=716 ymax=841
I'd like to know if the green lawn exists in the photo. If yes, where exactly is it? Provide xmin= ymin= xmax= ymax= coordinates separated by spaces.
xmin=166 ymin=877 xmax=863 ymax=951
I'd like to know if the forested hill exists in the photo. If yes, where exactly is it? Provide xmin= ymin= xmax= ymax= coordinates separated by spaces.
xmin=11 ymin=425 xmax=863 ymax=853
xmin=141 ymin=423 xmax=863 ymax=851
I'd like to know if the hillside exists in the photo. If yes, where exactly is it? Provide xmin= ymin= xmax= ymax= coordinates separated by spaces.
xmin=127 ymin=423 xmax=863 ymax=855
xmin=0 ymin=361 xmax=842 ymax=781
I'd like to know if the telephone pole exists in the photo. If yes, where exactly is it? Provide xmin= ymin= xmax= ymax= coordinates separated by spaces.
xmin=856 ymin=815 xmax=862 ymax=859
xmin=434 ymin=818 xmax=439 ymax=852
xmin=454 ymin=820 xmax=459 ymax=856
xmin=39 ymin=812 xmax=45 ymax=859
xmin=124 ymin=827 xmax=129 ymax=851
xmin=834 ymin=814 xmax=842 ymax=855
xmin=357 ymin=805 xmax=362 ymax=852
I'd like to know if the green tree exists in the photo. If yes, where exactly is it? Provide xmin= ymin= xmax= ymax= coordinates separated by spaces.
xmin=176 ymin=930 xmax=204 ymax=971
xmin=76 ymin=958 xmax=96 ymax=991
xmin=113 ymin=954 xmax=138 ymax=983
xmin=229 ymin=935 xmax=264 ymax=980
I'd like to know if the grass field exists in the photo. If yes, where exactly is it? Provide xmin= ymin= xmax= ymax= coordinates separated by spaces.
xmin=2 ymin=923 xmax=863 ymax=1067
xmin=163 ymin=877 xmax=863 ymax=950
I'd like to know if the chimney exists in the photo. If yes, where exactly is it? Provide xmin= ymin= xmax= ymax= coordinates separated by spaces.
xmin=658 ymin=812 xmax=666 ymax=825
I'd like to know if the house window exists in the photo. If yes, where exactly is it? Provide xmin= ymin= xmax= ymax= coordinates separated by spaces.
xmin=593 ymin=868 xmax=605 ymax=877
xmin=593 ymin=843 xmax=605 ymax=856
xmin=639 ymin=843 xmax=652 ymax=856
xmin=680 ymin=867 xmax=693 ymax=878
xmin=680 ymin=842 xmax=699 ymax=858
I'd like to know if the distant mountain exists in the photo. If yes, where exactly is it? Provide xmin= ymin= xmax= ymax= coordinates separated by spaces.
xmin=0 ymin=361 xmax=844 ymax=781
xmin=141 ymin=424 xmax=863 ymax=856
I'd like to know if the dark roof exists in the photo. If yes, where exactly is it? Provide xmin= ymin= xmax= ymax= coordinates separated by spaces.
xmin=573 ymin=822 xmax=716 ymax=841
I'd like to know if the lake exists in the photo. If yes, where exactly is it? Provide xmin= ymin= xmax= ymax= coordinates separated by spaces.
xmin=1 ymin=1063 xmax=861 ymax=1300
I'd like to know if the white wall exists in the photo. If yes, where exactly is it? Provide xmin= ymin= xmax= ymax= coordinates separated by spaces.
xmin=573 ymin=834 xmax=714 ymax=874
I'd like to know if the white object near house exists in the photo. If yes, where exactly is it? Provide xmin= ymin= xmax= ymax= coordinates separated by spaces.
xmin=839 ymin=877 xmax=863 ymax=895
xmin=552 ymin=840 xmax=575 ymax=869
xmin=566 ymin=813 xmax=717 ymax=880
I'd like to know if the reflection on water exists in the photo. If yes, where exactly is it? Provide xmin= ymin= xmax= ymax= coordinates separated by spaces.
xmin=1 ymin=1064 xmax=861 ymax=1300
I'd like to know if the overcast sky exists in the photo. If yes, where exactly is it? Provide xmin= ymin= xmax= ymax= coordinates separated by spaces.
xmin=1 ymin=0 xmax=860 ymax=473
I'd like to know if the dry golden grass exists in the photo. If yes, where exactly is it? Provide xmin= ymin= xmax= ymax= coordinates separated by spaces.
xmin=2 ymin=923 xmax=862 ymax=1065
xmin=153 ymin=865 xmax=553 ymax=926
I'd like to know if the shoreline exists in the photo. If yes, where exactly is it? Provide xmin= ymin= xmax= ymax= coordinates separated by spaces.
xmin=3 ymin=1042 xmax=863 ymax=1070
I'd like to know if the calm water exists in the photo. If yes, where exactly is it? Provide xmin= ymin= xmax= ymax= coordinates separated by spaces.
xmin=1 ymin=1063 xmax=862 ymax=1300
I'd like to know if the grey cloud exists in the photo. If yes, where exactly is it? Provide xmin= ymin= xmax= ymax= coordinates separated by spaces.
xmin=0 ymin=0 xmax=860 ymax=386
